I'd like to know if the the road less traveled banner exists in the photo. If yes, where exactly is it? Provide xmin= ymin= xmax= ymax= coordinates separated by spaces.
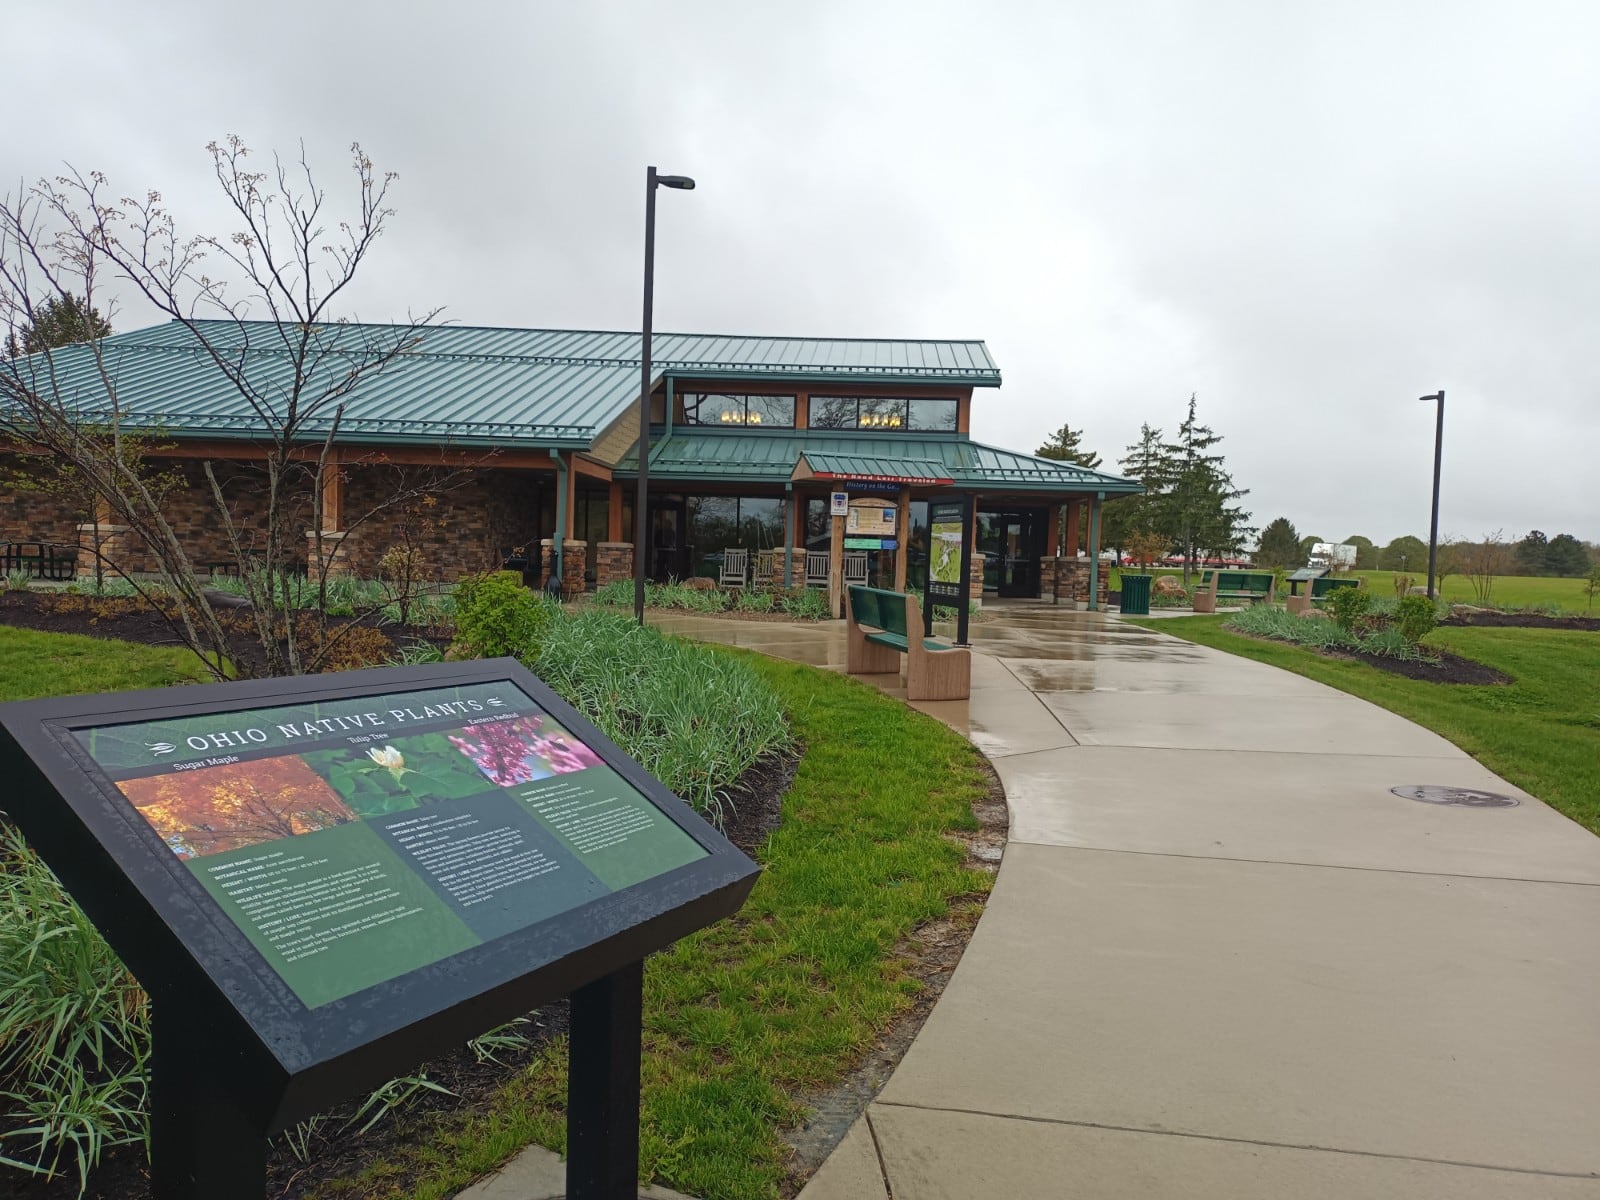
xmin=74 ymin=682 xmax=706 ymax=1008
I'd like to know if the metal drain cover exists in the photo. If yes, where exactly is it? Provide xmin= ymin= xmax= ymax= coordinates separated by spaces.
xmin=1392 ymin=785 xmax=1519 ymax=808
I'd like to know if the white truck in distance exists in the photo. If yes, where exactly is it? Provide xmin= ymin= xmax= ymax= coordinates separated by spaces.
xmin=1307 ymin=542 xmax=1358 ymax=572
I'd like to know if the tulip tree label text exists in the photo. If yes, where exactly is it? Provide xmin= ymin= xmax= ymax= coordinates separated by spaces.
xmin=73 ymin=682 xmax=707 ymax=1008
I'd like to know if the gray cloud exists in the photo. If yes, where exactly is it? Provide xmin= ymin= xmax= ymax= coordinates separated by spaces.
xmin=7 ymin=0 xmax=1596 ymax=542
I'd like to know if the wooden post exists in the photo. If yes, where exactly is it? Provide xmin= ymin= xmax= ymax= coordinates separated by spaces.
xmin=607 ymin=481 xmax=623 ymax=543
xmin=1064 ymin=498 xmax=1081 ymax=557
xmin=1087 ymin=494 xmax=1102 ymax=611
xmin=1045 ymin=502 xmax=1060 ymax=557
xmin=564 ymin=455 xmax=578 ymax=539
xmin=320 ymin=459 xmax=343 ymax=532
xmin=893 ymin=486 xmax=911 ymax=592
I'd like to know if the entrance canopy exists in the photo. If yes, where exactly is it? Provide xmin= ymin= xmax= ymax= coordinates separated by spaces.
xmin=793 ymin=452 xmax=953 ymax=487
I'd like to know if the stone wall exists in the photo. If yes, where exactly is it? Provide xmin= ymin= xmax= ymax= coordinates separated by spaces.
xmin=1043 ymin=556 xmax=1109 ymax=609
xmin=0 ymin=455 xmax=555 ymax=583
xmin=0 ymin=455 xmax=84 ymax=556
xmin=338 ymin=466 xmax=543 ymax=581
xmin=537 ymin=539 xmax=587 ymax=597
xmin=594 ymin=542 xmax=632 ymax=588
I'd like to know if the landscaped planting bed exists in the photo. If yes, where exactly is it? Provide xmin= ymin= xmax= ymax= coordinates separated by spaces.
xmin=0 ymin=596 xmax=998 ymax=1199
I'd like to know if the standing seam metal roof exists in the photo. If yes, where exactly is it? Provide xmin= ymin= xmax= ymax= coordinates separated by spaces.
xmin=6 ymin=321 xmax=1001 ymax=447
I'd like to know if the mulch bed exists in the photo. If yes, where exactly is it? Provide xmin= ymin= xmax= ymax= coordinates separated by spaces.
xmin=1440 ymin=610 xmax=1600 ymax=632
xmin=1333 ymin=646 xmax=1510 ymax=685
xmin=0 ymin=591 xmax=449 ymax=676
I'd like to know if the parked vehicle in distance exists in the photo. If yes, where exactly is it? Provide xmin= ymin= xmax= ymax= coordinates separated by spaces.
xmin=1307 ymin=542 xmax=1358 ymax=572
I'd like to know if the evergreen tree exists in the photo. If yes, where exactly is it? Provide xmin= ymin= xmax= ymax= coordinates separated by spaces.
xmin=1100 ymin=423 xmax=1174 ymax=559
xmin=1545 ymin=533 xmax=1589 ymax=577
xmin=7 ymin=293 xmax=112 ymax=356
xmin=1515 ymin=530 xmax=1549 ymax=575
xmin=1034 ymin=422 xmax=1103 ymax=468
xmin=1168 ymin=394 xmax=1251 ymax=578
xmin=1254 ymin=517 xmax=1301 ymax=569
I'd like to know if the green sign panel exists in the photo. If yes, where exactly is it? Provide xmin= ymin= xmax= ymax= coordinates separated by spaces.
xmin=74 ymin=682 xmax=707 ymax=1009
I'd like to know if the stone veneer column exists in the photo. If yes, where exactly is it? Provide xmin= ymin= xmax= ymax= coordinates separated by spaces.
xmin=538 ymin=539 xmax=589 ymax=597
xmin=305 ymin=530 xmax=353 ymax=583
xmin=76 ymin=523 xmax=130 ymax=580
xmin=594 ymin=542 xmax=633 ymax=588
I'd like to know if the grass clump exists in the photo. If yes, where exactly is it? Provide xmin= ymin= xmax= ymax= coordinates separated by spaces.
xmin=0 ymin=824 xmax=149 ymax=1190
xmin=1134 ymin=616 xmax=1600 ymax=835
xmin=1224 ymin=604 xmax=1433 ymax=662
xmin=593 ymin=579 xmax=835 ymax=622
xmin=532 ymin=609 xmax=789 ymax=820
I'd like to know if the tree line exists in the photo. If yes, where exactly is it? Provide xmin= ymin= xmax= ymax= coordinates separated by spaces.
xmin=1036 ymin=394 xmax=1252 ymax=579
xmin=1251 ymin=518 xmax=1597 ymax=577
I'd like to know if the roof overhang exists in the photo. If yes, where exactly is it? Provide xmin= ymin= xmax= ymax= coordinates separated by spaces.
xmin=792 ymin=451 xmax=953 ymax=487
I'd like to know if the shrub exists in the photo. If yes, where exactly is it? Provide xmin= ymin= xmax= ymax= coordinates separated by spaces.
xmin=4 ymin=569 xmax=32 ymax=593
xmin=1324 ymin=584 xmax=1371 ymax=632
xmin=1393 ymin=595 xmax=1438 ymax=644
xmin=449 ymin=572 xmax=555 ymax=661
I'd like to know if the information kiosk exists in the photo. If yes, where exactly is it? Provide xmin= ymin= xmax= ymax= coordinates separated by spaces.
xmin=0 ymin=658 xmax=760 ymax=1199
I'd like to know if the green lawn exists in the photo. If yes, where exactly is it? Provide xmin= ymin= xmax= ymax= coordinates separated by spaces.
xmin=0 ymin=625 xmax=207 ymax=699
xmin=1133 ymin=616 xmax=1600 ymax=835
xmin=1353 ymin=569 xmax=1596 ymax=612
xmin=323 ymin=653 xmax=994 ymax=1200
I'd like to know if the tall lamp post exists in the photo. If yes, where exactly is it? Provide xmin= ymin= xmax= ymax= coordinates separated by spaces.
xmin=1420 ymin=390 xmax=1445 ymax=600
xmin=634 ymin=166 xmax=696 ymax=624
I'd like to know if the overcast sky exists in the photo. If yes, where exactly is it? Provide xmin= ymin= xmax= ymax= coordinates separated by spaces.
xmin=8 ymin=0 xmax=1597 ymax=544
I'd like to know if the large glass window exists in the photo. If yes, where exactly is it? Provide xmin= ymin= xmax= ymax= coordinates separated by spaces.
xmin=807 ymin=396 xmax=959 ymax=432
xmin=684 ymin=494 xmax=788 ymax=577
xmin=908 ymin=398 xmax=958 ymax=431
xmin=679 ymin=393 xmax=796 ymax=427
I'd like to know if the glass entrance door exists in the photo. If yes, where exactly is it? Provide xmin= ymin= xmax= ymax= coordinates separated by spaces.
xmin=978 ymin=508 xmax=1047 ymax=597
xmin=648 ymin=496 xmax=687 ymax=582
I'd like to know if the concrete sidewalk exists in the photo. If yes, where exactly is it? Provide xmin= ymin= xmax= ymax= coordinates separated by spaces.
xmin=767 ymin=605 xmax=1599 ymax=1199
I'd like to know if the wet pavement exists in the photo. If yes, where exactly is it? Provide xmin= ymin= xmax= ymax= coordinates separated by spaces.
xmin=462 ymin=602 xmax=1600 ymax=1200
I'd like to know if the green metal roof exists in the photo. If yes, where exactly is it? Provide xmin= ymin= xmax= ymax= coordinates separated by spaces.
xmin=617 ymin=431 xmax=1142 ymax=495
xmin=7 ymin=321 xmax=1000 ymax=448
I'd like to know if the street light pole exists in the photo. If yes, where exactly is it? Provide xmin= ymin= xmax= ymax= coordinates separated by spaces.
xmin=634 ymin=167 xmax=695 ymax=624
xmin=1420 ymin=390 xmax=1445 ymax=600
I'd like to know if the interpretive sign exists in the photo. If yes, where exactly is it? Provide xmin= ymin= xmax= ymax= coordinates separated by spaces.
xmin=0 ymin=659 xmax=760 ymax=1200
xmin=830 ymin=490 xmax=849 ymax=516
xmin=925 ymin=494 xmax=974 ymax=644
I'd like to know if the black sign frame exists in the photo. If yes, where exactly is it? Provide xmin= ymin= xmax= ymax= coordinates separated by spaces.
xmin=923 ymin=492 xmax=974 ymax=645
xmin=0 ymin=657 xmax=760 ymax=1198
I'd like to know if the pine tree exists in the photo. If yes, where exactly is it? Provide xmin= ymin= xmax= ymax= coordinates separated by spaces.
xmin=1034 ymin=422 xmax=1103 ymax=469
xmin=1167 ymin=394 xmax=1251 ymax=579
xmin=7 ymin=293 xmax=112 ymax=356
xmin=1100 ymin=423 xmax=1175 ymax=559
xmin=1254 ymin=517 xmax=1301 ymax=569
xmin=1544 ymin=533 xmax=1589 ymax=577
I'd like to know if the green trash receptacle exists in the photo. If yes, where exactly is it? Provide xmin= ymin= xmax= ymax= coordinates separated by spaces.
xmin=1119 ymin=572 xmax=1152 ymax=615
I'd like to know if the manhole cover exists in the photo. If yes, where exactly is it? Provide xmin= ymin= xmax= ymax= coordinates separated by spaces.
xmin=1391 ymin=785 xmax=1519 ymax=808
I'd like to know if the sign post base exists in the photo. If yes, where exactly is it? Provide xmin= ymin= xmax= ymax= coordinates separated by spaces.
xmin=150 ymin=1003 xmax=266 ymax=1200
xmin=567 ymin=960 xmax=645 ymax=1200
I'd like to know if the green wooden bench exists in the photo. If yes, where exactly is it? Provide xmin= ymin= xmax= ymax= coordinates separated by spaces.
xmin=1286 ymin=573 xmax=1364 ymax=614
xmin=847 ymin=585 xmax=970 ymax=701
xmin=1192 ymin=569 xmax=1275 ymax=613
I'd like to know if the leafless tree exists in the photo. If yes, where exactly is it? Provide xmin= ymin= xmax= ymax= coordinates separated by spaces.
xmin=1458 ymin=531 xmax=1513 ymax=607
xmin=0 ymin=138 xmax=470 ymax=676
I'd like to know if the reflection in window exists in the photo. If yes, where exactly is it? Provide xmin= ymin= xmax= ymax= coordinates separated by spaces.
xmin=680 ymin=393 xmax=795 ymax=427
xmin=685 ymin=494 xmax=788 ymax=577
xmin=908 ymin=398 xmax=958 ymax=431
xmin=807 ymin=396 xmax=959 ymax=431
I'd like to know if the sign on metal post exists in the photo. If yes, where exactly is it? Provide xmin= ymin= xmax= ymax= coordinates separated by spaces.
xmin=924 ymin=494 xmax=973 ymax=645
xmin=0 ymin=659 xmax=759 ymax=1200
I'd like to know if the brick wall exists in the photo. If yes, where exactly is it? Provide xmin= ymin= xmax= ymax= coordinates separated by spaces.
xmin=0 ymin=455 xmax=555 ymax=583
xmin=594 ymin=542 xmax=632 ymax=588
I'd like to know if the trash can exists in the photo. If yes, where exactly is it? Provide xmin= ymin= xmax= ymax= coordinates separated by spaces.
xmin=1119 ymin=572 xmax=1152 ymax=615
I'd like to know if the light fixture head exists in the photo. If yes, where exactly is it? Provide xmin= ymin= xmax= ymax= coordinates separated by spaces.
xmin=657 ymin=174 xmax=696 ymax=190
xmin=1419 ymin=391 xmax=1444 ymax=402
